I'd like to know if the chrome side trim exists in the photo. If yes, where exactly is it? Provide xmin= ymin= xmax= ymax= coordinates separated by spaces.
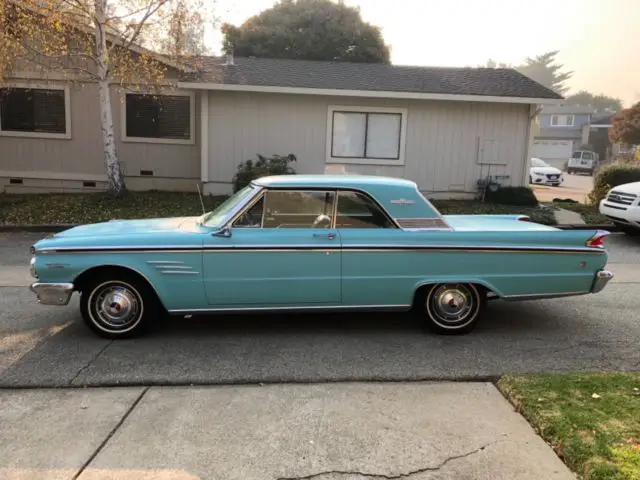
xmin=168 ymin=304 xmax=412 ymax=314
xmin=147 ymin=260 xmax=200 ymax=275
xmin=146 ymin=260 xmax=185 ymax=264
xmin=591 ymin=269 xmax=614 ymax=293
xmin=395 ymin=217 xmax=453 ymax=229
xmin=501 ymin=291 xmax=590 ymax=301
xmin=37 ymin=244 xmax=608 ymax=255
xmin=29 ymin=282 xmax=74 ymax=306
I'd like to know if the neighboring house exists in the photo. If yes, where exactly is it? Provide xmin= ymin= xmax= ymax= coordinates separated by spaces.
xmin=531 ymin=104 xmax=595 ymax=169
xmin=1 ymin=55 xmax=562 ymax=198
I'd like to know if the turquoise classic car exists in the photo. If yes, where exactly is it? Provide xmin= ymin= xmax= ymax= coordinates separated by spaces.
xmin=29 ymin=175 xmax=614 ymax=339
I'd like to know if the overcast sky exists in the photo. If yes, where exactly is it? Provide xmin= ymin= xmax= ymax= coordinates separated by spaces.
xmin=208 ymin=0 xmax=640 ymax=107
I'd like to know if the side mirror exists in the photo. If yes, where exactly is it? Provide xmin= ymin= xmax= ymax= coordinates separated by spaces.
xmin=213 ymin=226 xmax=232 ymax=238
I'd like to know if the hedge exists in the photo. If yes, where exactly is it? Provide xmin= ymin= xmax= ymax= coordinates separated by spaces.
xmin=588 ymin=163 xmax=640 ymax=204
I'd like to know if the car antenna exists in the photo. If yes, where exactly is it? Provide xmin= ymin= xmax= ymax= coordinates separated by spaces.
xmin=196 ymin=183 xmax=206 ymax=215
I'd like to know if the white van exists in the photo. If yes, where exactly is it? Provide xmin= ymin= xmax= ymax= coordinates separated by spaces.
xmin=567 ymin=150 xmax=598 ymax=175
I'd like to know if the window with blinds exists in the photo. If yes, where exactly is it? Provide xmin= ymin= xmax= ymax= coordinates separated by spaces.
xmin=125 ymin=93 xmax=191 ymax=140
xmin=0 ymin=87 xmax=67 ymax=134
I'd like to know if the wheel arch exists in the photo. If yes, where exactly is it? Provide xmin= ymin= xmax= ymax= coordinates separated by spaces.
xmin=73 ymin=264 xmax=167 ymax=311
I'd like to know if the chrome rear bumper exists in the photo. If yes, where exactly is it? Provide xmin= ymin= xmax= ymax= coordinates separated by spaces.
xmin=591 ymin=270 xmax=614 ymax=294
xmin=30 ymin=282 xmax=74 ymax=306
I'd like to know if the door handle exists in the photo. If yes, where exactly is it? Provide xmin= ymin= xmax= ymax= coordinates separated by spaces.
xmin=313 ymin=232 xmax=336 ymax=240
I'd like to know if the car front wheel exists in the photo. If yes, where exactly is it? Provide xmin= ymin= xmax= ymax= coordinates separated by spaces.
xmin=80 ymin=272 xmax=160 ymax=339
xmin=419 ymin=283 xmax=486 ymax=335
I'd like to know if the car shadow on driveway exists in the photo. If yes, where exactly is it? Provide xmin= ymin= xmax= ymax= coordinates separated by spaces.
xmin=5 ymin=297 xmax=622 ymax=388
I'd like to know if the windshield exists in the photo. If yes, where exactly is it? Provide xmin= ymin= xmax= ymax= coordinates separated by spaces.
xmin=200 ymin=185 xmax=257 ymax=227
xmin=531 ymin=158 xmax=549 ymax=168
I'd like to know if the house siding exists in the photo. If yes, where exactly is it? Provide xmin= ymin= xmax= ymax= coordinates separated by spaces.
xmin=0 ymin=81 xmax=201 ymax=193
xmin=205 ymin=91 xmax=531 ymax=197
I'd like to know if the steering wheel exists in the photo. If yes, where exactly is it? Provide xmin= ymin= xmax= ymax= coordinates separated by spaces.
xmin=312 ymin=214 xmax=332 ymax=228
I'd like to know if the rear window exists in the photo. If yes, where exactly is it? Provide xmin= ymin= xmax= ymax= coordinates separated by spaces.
xmin=582 ymin=152 xmax=594 ymax=160
xmin=572 ymin=151 xmax=582 ymax=159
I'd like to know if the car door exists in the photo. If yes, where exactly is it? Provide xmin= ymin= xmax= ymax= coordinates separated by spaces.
xmin=335 ymin=189 xmax=412 ymax=307
xmin=201 ymin=188 xmax=342 ymax=307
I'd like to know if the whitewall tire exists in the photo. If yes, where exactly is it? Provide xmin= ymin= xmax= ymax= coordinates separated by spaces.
xmin=420 ymin=283 xmax=485 ymax=335
xmin=79 ymin=272 xmax=160 ymax=339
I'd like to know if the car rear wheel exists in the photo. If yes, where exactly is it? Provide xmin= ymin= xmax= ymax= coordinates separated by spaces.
xmin=419 ymin=283 xmax=486 ymax=335
xmin=80 ymin=272 xmax=160 ymax=339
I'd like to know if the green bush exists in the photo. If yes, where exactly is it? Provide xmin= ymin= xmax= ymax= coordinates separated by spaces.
xmin=231 ymin=154 xmax=297 ymax=192
xmin=587 ymin=163 xmax=640 ymax=205
xmin=484 ymin=186 xmax=538 ymax=206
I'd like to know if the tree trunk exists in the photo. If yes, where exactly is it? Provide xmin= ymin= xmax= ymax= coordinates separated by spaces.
xmin=97 ymin=79 xmax=124 ymax=196
xmin=94 ymin=0 xmax=125 ymax=197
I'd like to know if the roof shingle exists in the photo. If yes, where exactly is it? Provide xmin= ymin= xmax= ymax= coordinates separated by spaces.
xmin=182 ymin=56 xmax=562 ymax=100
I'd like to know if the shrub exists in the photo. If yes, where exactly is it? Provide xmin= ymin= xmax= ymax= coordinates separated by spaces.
xmin=587 ymin=163 xmax=640 ymax=205
xmin=231 ymin=154 xmax=297 ymax=192
xmin=484 ymin=186 xmax=538 ymax=206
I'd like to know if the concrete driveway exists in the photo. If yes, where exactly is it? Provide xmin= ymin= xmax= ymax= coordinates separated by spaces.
xmin=531 ymin=172 xmax=594 ymax=203
xmin=2 ymin=231 xmax=640 ymax=387
xmin=0 ymin=383 xmax=575 ymax=480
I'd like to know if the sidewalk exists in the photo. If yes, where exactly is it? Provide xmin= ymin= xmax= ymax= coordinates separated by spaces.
xmin=0 ymin=382 xmax=575 ymax=480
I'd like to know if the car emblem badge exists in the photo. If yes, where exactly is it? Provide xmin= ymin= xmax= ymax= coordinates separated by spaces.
xmin=391 ymin=198 xmax=415 ymax=205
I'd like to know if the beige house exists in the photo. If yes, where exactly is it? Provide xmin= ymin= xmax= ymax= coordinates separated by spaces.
xmin=0 ymin=55 xmax=562 ymax=198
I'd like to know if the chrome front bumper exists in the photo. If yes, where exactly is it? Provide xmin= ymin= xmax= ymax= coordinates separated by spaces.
xmin=591 ymin=270 xmax=614 ymax=294
xmin=30 ymin=282 xmax=74 ymax=306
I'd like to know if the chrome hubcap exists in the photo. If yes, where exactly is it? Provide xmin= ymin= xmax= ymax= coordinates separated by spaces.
xmin=95 ymin=285 xmax=140 ymax=328
xmin=430 ymin=284 xmax=474 ymax=324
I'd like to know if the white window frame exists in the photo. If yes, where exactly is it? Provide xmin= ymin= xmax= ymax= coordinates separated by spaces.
xmin=121 ymin=89 xmax=195 ymax=145
xmin=326 ymin=105 xmax=408 ymax=166
xmin=0 ymin=81 xmax=72 ymax=140
xmin=550 ymin=114 xmax=575 ymax=127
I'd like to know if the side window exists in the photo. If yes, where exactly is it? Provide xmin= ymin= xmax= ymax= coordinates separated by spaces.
xmin=262 ymin=190 xmax=336 ymax=228
xmin=233 ymin=196 xmax=265 ymax=228
xmin=335 ymin=191 xmax=394 ymax=228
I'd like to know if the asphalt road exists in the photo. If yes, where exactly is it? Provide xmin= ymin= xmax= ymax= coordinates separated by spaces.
xmin=1 ymin=231 xmax=639 ymax=388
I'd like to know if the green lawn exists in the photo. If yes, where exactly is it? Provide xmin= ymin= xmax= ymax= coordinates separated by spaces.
xmin=498 ymin=372 xmax=640 ymax=480
xmin=0 ymin=192 xmax=560 ymax=226
xmin=0 ymin=192 xmax=227 ymax=225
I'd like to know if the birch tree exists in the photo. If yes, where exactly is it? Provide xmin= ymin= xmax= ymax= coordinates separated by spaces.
xmin=0 ymin=0 xmax=208 ymax=196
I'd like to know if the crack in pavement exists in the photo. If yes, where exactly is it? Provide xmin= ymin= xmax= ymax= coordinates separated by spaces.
xmin=72 ymin=386 xmax=150 ymax=479
xmin=276 ymin=441 xmax=497 ymax=480
xmin=69 ymin=340 xmax=113 ymax=385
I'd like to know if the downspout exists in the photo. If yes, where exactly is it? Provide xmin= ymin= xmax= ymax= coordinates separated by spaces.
xmin=521 ymin=104 xmax=542 ymax=186
xmin=200 ymin=90 xmax=209 ymax=185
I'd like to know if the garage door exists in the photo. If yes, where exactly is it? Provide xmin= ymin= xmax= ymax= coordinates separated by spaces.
xmin=531 ymin=140 xmax=573 ymax=160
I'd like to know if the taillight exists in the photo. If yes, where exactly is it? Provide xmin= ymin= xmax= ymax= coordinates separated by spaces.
xmin=586 ymin=230 xmax=610 ymax=248
xmin=517 ymin=215 xmax=532 ymax=222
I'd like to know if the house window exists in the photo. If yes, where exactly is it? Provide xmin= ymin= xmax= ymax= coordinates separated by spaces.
xmin=0 ymin=87 xmax=68 ymax=137
xmin=327 ymin=106 xmax=407 ymax=165
xmin=124 ymin=93 xmax=192 ymax=143
xmin=550 ymin=114 xmax=574 ymax=127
